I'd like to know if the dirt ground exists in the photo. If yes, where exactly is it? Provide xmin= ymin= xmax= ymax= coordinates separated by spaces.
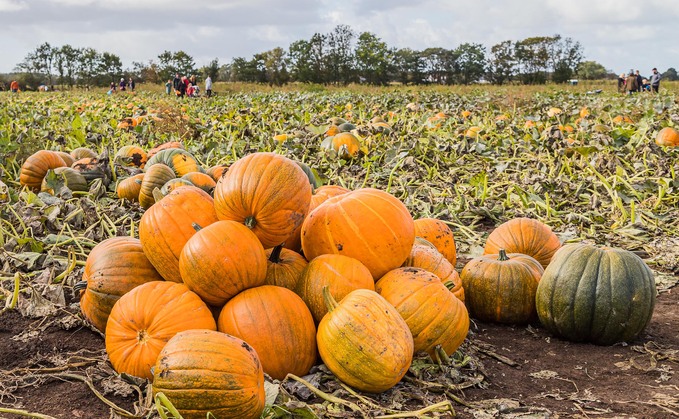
xmin=1 ymin=285 xmax=677 ymax=419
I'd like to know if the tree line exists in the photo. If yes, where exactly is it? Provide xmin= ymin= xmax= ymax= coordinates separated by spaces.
xmin=8 ymin=25 xmax=679 ymax=89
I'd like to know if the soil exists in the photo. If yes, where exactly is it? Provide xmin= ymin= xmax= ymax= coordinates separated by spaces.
xmin=1 ymin=289 xmax=677 ymax=418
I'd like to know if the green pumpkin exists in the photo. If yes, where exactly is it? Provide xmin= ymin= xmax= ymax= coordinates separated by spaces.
xmin=145 ymin=148 xmax=203 ymax=177
xmin=535 ymin=244 xmax=655 ymax=345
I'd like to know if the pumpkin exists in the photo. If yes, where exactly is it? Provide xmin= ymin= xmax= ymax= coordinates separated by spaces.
xmin=301 ymin=188 xmax=415 ymax=279
xmin=116 ymin=173 xmax=145 ymax=201
xmin=181 ymin=172 xmax=216 ymax=194
xmin=160 ymin=178 xmax=194 ymax=196
xmin=217 ymin=285 xmax=317 ymax=380
xmin=179 ymin=220 xmax=267 ymax=306
xmin=114 ymin=145 xmax=148 ymax=168
xmin=138 ymin=163 xmax=176 ymax=209
xmin=139 ymin=186 xmax=219 ymax=282
xmin=105 ymin=281 xmax=216 ymax=379
xmin=264 ymin=245 xmax=308 ymax=291
xmin=376 ymin=268 xmax=469 ymax=357
xmin=145 ymin=148 xmax=202 ymax=177
xmin=213 ymin=152 xmax=312 ymax=249
xmin=147 ymin=141 xmax=184 ymax=159
xmin=70 ymin=147 xmax=97 ymax=160
xmin=461 ymin=250 xmax=544 ymax=324
xmin=317 ymin=288 xmax=414 ymax=393
xmin=152 ymin=330 xmax=265 ymax=419
xmin=483 ymin=218 xmax=561 ymax=268
xmin=71 ymin=156 xmax=110 ymax=185
xmin=41 ymin=167 xmax=88 ymax=195
xmin=535 ymin=244 xmax=656 ymax=345
xmin=321 ymin=132 xmax=360 ymax=159
xmin=655 ymin=127 xmax=679 ymax=147
xmin=413 ymin=218 xmax=457 ymax=266
xmin=205 ymin=164 xmax=228 ymax=181
xmin=296 ymin=254 xmax=375 ymax=324
xmin=402 ymin=238 xmax=464 ymax=302
xmin=19 ymin=150 xmax=67 ymax=191
xmin=54 ymin=151 xmax=75 ymax=167
xmin=80 ymin=237 xmax=163 ymax=332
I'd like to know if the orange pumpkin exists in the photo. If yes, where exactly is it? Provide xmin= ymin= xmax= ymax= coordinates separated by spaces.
xmin=295 ymin=254 xmax=375 ymax=323
xmin=152 ymin=330 xmax=265 ymax=419
xmin=114 ymin=145 xmax=148 ymax=168
xmin=105 ymin=281 xmax=216 ymax=379
xmin=483 ymin=218 xmax=561 ymax=268
xmin=179 ymin=220 xmax=267 ymax=306
xmin=213 ymin=152 xmax=312 ymax=249
xmin=205 ymin=164 xmax=229 ymax=181
xmin=301 ymin=188 xmax=415 ymax=279
xmin=402 ymin=238 xmax=464 ymax=302
xmin=19 ymin=150 xmax=67 ymax=191
xmin=147 ymin=141 xmax=184 ymax=159
xmin=217 ymin=286 xmax=317 ymax=380
xmin=413 ymin=218 xmax=457 ymax=266
xmin=317 ymin=288 xmax=414 ymax=393
xmin=116 ymin=173 xmax=145 ymax=201
xmin=264 ymin=245 xmax=308 ymax=291
xmin=54 ymin=151 xmax=75 ymax=167
xmin=324 ymin=132 xmax=360 ymax=159
xmin=80 ymin=237 xmax=163 ymax=332
xmin=71 ymin=156 xmax=109 ymax=184
xmin=139 ymin=186 xmax=219 ymax=282
xmin=181 ymin=172 xmax=216 ymax=194
xmin=655 ymin=127 xmax=679 ymax=147
xmin=145 ymin=148 xmax=202 ymax=177
xmin=376 ymin=267 xmax=469 ymax=357
xmin=70 ymin=147 xmax=97 ymax=160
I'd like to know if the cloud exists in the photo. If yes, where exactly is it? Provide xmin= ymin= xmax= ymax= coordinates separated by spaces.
xmin=0 ymin=0 xmax=27 ymax=11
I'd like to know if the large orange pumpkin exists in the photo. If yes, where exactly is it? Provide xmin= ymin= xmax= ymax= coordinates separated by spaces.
xmin=179 ymin=220 xmax=267 ymax=307
xmin=80 ymin=237 xmax=163 ymax=332
xmin=264 ymin=245 xmax=308 ymax=291
xmin=217 ymin=286 xmax=317 ymax=380
xmin=317 ymin=289 xmax=414 ymax=393
xmin=403 ymin=238 xmax=464 ymax=302
xmin=213 ymin=152 xmax=312 ymax=249
xmin=20 ymin=150 xmax=67 ymax=191
xmin=105 ymin=281 xmax=216 ymax=380
xmin=295 ymin=254 xmax=375 ymax=324
xmin=655 ymin=127 xmax=679 ymax=147
xmin=413 ymin=218 xmax=457 ymax=266
xmin=483 ymin=218 xmax=561 ymax=268
xmin=301 ymin=188 xmax=415 ymax=279
xmin=153 ymin=330 xmax=265 ymax=419
xmin=139 ymin=186 xmax=218 ymax=282
xmin=376 ymin=267 xmax=469 ymax=357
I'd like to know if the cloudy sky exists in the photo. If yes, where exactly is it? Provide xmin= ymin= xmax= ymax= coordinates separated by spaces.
xmin=1 ymin=0 xmax=678 ymax=75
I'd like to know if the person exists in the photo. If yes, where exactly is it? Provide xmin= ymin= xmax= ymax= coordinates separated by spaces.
xmin=205 ymin=75 xmax=212 ymax=98
xmin=129 ymin=77 xmax=136 ymax=91
xmin=625 ymin=71 xmax=638 ymax=95
xmin=190 ymin=74 xmax=196 ymax=87
xmin=10 ymin=80 xmax=19 ymax=93
xmin=187 ymin=83 xmax=195 ymax=97
xmin=165 ymin=79 xmax=172 ymax=95
xmin=650 ymin=68 xmax=661 ymax=93
xmin=635 ymin=70 xmax=643 ymax=93
xmin=172 ymin=73 xmax=181 ymax=92
xmin=177 ymin=77 xmax=187 ymax=97
xmin=109 ymin=82 xmax=116 ymax=93
xmin=617 ymin=73 xmax=626 ymax=93
xmin=119 ymin=78 xmax=126 ymax=91
xmin=641 ymin=78 xmax=650 ymax=91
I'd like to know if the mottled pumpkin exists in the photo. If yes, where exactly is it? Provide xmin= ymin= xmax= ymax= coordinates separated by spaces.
xmin=105 ymin=281 xmax=216 ymax=380
xmin=145 ymin=148 xmax=202 ymax=177
xmin=147 ymin=141 xmax=184 ymax=159
xmin=152 ymin=330 xmax=265 ymax=419
xmin=218 ymin=286 xmax=316 ymax=380
xmin=80 ymin=237 xmax=163 ymax=332
xmin=322 ymin=132 xmax=360 ymax=159
xmin=413 ymin=218 xmax=457 ymax=266
xmin=179 ymin=220 xmax=267 ymax=306
xmin=296 ymin=254 xmax=375 ymax=324
xmin=301 ymin=188 xmax=415 ymax=279
xmin=483 ymin=218 xmax=561 ymax=268
xmin=317 ymin=289 xmax=414 ymax=393
xmin=41 ymin=167 xmax=88 ymax=195
xmin=655 ymin=127 xmax=679 ymax=147
xmin=205 ymin=164 xmax=228 ymax=182
xmin=213 ymin=152 xmax=312 ymax=249
xmin=70 ymin=147 xmax=97 ymax=160
xmin=264 ymin=245 xmax=308 ymax=291
xmin=160 ymin=178 xmax=194 ymax=196
xmin=376 ymin=268 xmax=469 ymax=357
xmin=71 ymin=156 xmax=110 ymax=184
xmin=114 ymin=145 xmax=148 ymax=168
xmin=138 ymin=163 xmax=176 ymax=209
xmin=116 ymin=173 xmax=145 ymax=201
xmin=139 ymin=186 xmax=219 ymax=282
xmin=403 ymin=238 xmax=464 ymax=302
xmin=536 ymin=244 xmax=655 ymax=345
xmin=461 ymin=250 xmax=544 ymax=324
xmin=54 ymin=151 xmax=75 ymax=167
xmin=19 ymin=150 xmax=67 ymax=191
xmin=181 ymin=172 xmax=216 ymax=194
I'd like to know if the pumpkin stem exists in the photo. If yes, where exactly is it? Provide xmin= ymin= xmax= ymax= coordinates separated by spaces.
xmin=192 ymin=222 xmax=202 ymax=232
xmin=73 ymin=280 xmax=88 ymax=292
xmin=442 ymin=280 xmax=456 ymax=291
xmin=244 ymin=216 xmax=257 ymax=229
xmin=322 ymin=286 xmax=339 ymax=313
xmin=498 ymin=249 xmax=509 ymax=261
xmin=269 ymin=244 xmax=284 ymax=263
xmin=434 ymin=344 xmax=451 ymax=366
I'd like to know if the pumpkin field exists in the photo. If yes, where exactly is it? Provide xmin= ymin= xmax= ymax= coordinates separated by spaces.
xmin=1 ymin=83 xmax=678 ymax=418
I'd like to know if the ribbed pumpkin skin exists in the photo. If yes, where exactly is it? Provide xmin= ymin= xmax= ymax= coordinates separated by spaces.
xmin=116 ymin=173 xmax=145 ymax=201
xmin=105 ymin=281 xmax=216 ymax=380
xmin=20 ymin=150 xmax=67 ymax=191
xmin=115 ymin=145 xmax=148 ymax=168
xmin=181 ymin=172 xmax=216 ymax=194
xmin=301 ymin=188 xmax=415 ymax=279
xmin=146 ymin=148 xmax=202 ymax=177
xmin=205 ymin=164 xmax=228 ymax=182
xmin=179 ymin=220 xmax=267 ymax=306
xmin=317 ymin=289 xmax=414 ymax=393
xmin=80 ymin=237 xmax=163 ymax=332
xmin=55 ymin=151 xmax=75 ymax=167
xmin=214 ymin=152 xmax=312 ymax=249
xmin=461 ymin=251 xmax=544 ymax=324
xmin=376 ymin=268 xmax=469 ymax=357
xmin=264 ymin=245 xmax=308 ymax=291
xmin=413 ymin=218 xmax=457 ymax=266
xmin=483 ymin=218 xmax=561 ymax=268
xmin=403 ymin=239 xmax=464 ymax=302
xmin=535 ymin=244 xmax=656 ymax=345
xmin=160 ymin=178 xmax=194 ymax=195
xmin=139 ymin=186 xmax=218 ymax=282
xmin=296 ymin=254 xmax=375 ymax=324
xmin=139 ymin=163 xmax=176 ymax=209
xmin=70 ymin=147 xmax=97 ymax=160
xmin=655 ymin=127 xmax=679 ymax=147
xmin=152 ymin=330 xmax=265 ymax=419
xmin=217 ymin=286 xmax=317 ymax=380
xmin=147 ymin=141 xmax=184 ymax=159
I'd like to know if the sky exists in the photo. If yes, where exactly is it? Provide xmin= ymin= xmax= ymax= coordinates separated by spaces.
xmin=1 ymin=0 xmax=678 ymax=76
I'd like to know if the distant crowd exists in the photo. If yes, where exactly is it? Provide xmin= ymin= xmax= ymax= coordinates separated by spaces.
xmin=108 ymin=78 xmax=136 ymax=94
xmin=618 ymin=68 xmax=661 ymax=94
xmin=165 ymin=74 xmax=212 ymax=98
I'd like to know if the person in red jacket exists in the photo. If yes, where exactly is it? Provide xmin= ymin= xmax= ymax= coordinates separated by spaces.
xmin=10 ymin=80 xmax=19 ymax=93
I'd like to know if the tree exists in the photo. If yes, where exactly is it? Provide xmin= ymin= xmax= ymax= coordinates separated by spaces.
xmin=261 ymin=48 xmax=289 ymax=86
xmin=132 ymin=60 xmax=160 ymax=84
xmin=58 ymin=45 xmax=81 ymax=87
xmin=393 ymin=48 xmax=425 ymax=85
xmin=421 ymin=48 xmax=457 ymax=84
xmin=514 ymin=37 xmax=551 ymax=84
xmin=15 ymin=42 xmax=55 ymax=85
xmin=577 ymin=61 xmax=608 ymax=80
xmin=157 ymin=50 xmax=197 ymax=81
xmin=552 ymin=60 xmax=573 ymax=83
xmin=661 ymin=67 xmax=678 ymax=81
xmin=99 ymin=52 xmax=123 ymax=84
xmin=487 ymin=40 xmax=515 ymax=84
xmin=200 ymin=58 xmax=220 ymax=81
xmin=77 ymin=48 xmax=101 ymax=87
xmin=354 ymin=32 xmax=393 ymax=85
xmin=454 ymin=43 xmax=486 ymax=84
xmin=326 ymin=25 xmax=355 ymax=84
